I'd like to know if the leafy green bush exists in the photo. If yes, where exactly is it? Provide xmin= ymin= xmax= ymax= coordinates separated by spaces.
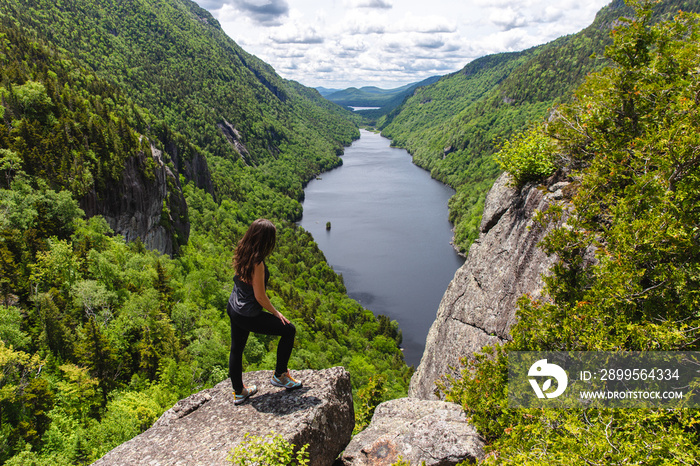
xmin=228 ymin=432 xmax=309 ymax=466
xmin=495 ymin=128 xmax=557 ymax=186
xmin=353 ymin=375 xmax=386 ymax=435
xmin=435 ymin=346 xmax=514 ymax=444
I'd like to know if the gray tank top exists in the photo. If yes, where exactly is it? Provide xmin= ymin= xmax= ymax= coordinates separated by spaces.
xmin=229 ymin=263 xmax=269 ymax=317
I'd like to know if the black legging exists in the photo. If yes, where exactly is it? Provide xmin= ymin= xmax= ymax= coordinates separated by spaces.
xmin=227 ymin=304 xmax=296 ymax=394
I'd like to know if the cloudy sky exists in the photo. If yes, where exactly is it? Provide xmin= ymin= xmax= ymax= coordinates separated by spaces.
xmin=194 ymin=0 xmax=611 ymax=90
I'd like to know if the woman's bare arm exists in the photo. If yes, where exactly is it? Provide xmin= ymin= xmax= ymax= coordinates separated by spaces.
xmin=252 ymin=261 xmax=290 ymax=324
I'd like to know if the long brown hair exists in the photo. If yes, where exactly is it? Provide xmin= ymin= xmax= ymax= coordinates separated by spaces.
xmin=233 ymin=219 xmax=276 ymax=283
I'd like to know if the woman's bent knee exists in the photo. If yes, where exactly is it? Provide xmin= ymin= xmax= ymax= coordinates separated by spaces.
xmin=284 ymin=322 xmax=296 ymax=337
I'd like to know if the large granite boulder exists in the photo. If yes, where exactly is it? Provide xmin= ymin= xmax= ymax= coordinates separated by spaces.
xmin=341 ymin=397 xmax=484 ymax=465
xmin=409 ymin=172 xmax=569 ymax=399
xmin=92 ymin=367 xmax=354 ymax=466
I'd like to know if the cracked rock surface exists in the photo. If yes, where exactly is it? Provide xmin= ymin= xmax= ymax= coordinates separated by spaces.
xmin=92 ymin=367 xmax=353 ymax=466
xmin=409 ymin=172 xmax=568 ymax=400
xmin=341 ymin=398 xmax=484 ymax=465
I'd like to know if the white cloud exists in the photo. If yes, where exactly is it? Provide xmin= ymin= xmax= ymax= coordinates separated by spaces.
xmin=231 ymin=0 xmax=289 ymax=25
xmin=342 ymin=9 xmax=389 ymax=35
xmin=474 ymin=0 xmax=516 ymax=7
xmin=478 ymin=28 xmax=533 ymax=54
xmin=393 ymin=14 xmax=457 ymax=34
xmin=201 ymin=0 xmax=611 ymax=89
xmin=489 ymin=7 xmax=527 ymax=31
xmin=346 ymin=21 xmax=386 ymax=35
xmin=336 ymin=37 xmax=368 ymax=58
xmin=539 ymin=6 xmax=564 ymax=22
xmin=412 ymin=34 xmax=445 ymax=50
xmin=270 ymin=23 xmax=324 ymax=44
xmin=345 ymin=0 xmax=393 ymax=8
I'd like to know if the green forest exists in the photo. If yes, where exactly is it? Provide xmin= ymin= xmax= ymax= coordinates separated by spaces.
xmin=0 ymin=0 xmax=410 ymax=463
xmin=440 ymin=2 xmax=700 ymax=463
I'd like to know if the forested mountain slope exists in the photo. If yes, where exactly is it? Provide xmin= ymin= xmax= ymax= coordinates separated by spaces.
xmin=380 ymin=0 xmax=700 ymax=253
xmin=0 ymin=0 xmax=359 ymax=203
xmin=0 ymin=1 xmax=412 ymax=464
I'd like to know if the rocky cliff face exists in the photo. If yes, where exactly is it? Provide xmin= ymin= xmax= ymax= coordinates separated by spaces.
xmin=159 ymin=129 xmax=216 ymax=196
xmin=409 ymin=172 xmax=569 ymax=399
xmin=80 ymin=143 xmax=190 ymax=256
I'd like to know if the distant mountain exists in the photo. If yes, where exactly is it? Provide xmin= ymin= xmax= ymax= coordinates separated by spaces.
xmin=323 ymin=76 xmax=441 ymax=110
xmin=315 ymin=87 xmax=343 ymax=97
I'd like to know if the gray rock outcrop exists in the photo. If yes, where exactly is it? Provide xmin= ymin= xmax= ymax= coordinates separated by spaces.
xmin=92 ymin=367 xmax=354 ymax=466
xmin=341 ymin=398 xmax=484 ymax=465
xmin=161 ymin=133 xmax=215 ymax=197
xmin=80 ymin=143 xmax=189 ymax=256
xmin=409 ymin=172 xmax=568 ymax=399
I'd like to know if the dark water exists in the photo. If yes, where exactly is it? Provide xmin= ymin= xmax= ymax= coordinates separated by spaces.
xmin=299 ymin=130 xmax=464 ymax=366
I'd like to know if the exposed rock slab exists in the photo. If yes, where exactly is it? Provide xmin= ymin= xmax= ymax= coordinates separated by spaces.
xmin=80 ymin=144 xmax=189 ymax=256
xmin=92 ymin=367 xmax=354 ymax=466
xmin=341 ymin=398 xmax=484 ymax=466
xmin=410 ymin=172 xmax=568 ymax=399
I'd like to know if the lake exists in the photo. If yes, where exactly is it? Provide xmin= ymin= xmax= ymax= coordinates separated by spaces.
xmin=299 ymin=129 xmax=464 ymax=366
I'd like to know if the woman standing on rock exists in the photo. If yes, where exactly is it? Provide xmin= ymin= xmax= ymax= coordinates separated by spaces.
xmin=228 ymin=218 xmax=302 ymax=405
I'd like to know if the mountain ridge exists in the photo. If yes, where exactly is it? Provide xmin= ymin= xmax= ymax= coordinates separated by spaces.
xmin=322 ymin=76 xmax=441 ymax=111
xmin=0 ymin=0 xmax=359 ymax=198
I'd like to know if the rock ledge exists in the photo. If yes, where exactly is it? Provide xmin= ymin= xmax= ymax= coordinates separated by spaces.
xmin=410 ymin=172 xmax=567 ymax=399
xmin=92 ymin=367 xmax=353 ymax=466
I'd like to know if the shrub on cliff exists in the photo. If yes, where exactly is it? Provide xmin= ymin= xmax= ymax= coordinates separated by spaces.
xmin=228 ymin=433 xmax=309 ymax=466
xmin=495 ymin=128 xmax=557 ymax=186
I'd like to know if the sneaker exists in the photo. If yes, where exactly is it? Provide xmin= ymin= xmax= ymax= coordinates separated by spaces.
xmin=234 ymin=385 xmax=258 ymax=405
xmin=271 ymin=371 xmax=302 ymax=390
